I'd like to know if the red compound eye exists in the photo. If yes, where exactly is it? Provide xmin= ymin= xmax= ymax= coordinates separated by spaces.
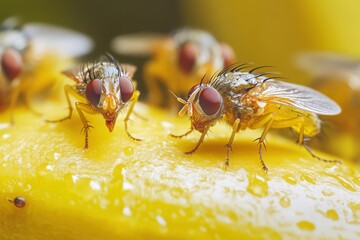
xmin=119 ymin=76 xmax=134 ymax=103
xmin=86 ymin=79 xmax=102 ymax=106
xmin=178 ymin=42 xmax=198 ymax=74
xmin=187 ymin=84 xmax=200 ymax=99
xmin=1 ymin=48 xmax=23 ymax=81
xmin=199 ymin=87 xmax=222 ymax=115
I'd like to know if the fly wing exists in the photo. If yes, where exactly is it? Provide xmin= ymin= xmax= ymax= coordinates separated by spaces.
xmin=23 ymin=23 xmax=94 ymax=58
xmin=258 ymin=80 xmax=341 ymax=115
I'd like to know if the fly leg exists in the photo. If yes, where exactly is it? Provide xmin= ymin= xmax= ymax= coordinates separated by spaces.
xmin=169 ymin=126 xmax=194 ymax=138
xmin=250 ymin=113 xmax=277 ymax=172
xmin=185 ymin=126 xmax=209 ymax=155
xmin=75 ymin=102 xmax=98 ymax=149
xmin=224 ymin=118 xmax=241 ymax=168
xmin=124 ymin=90 xmax=141 ymax=141
xmin=297 ymin=120 xmax=341 ymax=164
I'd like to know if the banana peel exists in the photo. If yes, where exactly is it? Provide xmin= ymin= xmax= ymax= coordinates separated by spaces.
xmin=0 ymin=95 xmax=360 ymax=239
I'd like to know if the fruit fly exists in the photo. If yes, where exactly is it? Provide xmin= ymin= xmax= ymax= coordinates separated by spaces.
xmin=297 ymin=52 xmax=360 ymax=163
xmin=111 ymin=28 xmax=235 ymax=112
xmin=170 ymin=64 xmax=342 ymax=172
xmin=8 ymin=196 xmax=26 ymax=208
xmin=47 ymin=54 xmax=140 ymax=149
xmin=0 ymin=17 xmax=93 ymax=122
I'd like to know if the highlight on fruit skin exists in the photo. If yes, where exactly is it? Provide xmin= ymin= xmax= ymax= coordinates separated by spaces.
xmin=0 ymin=95 xmax=359 ymax=239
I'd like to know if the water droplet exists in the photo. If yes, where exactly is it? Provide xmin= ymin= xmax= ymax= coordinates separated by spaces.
xmin=247 ymin=173 xmax=268 ymax=197
xmin=321 ymin=190 xmax=334 ymax=197
xmin=334 ymin=175 xmax=356 ymax=192
xmin=325 ymin=209 xmax=339 ymax=221
xmin=156 ymin=215 xmax=167 ymax=226
xmin=279 ymin=196 xmax=291 ymax=208
xmin=123 ymin=147 xmax=134 ymax=156
xmin=300 ymin=173 xmax=316 ymax=184
xmin=90 ymin=180 xmax=102 ymax=191
xmin=123 ymin=206 xmax=132 ymax=216
xmin=282 ymin=174 xmax=297 ymax=185
xmin=297 ymin=221 xmax=315 ymax=231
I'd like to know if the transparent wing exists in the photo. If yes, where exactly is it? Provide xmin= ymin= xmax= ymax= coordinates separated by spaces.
xmin=111 ymin=33 xmax=168 ymax=56
xmin=23 ymin=23 xmax=94 ymax=58
xmin=258 ymin=80 xmax=341 ymax=115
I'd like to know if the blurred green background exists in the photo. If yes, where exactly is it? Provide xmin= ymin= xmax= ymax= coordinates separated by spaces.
xmin=2 ymin=0 xmax=360 ymax=87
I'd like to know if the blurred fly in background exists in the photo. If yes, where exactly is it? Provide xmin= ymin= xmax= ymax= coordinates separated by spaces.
xmin=0 ymin=17 xmax=93 ymax=123
xmin=297 ymin=52 xmax=360 ymax=164
xmin=111 ymin=28 xmax=235 ymax=113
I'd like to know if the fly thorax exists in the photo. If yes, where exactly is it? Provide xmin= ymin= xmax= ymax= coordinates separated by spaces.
xmin=226 ymin=72 xmax=258 ymax=89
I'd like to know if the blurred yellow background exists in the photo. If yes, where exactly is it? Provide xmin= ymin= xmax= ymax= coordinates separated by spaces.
xmin=182 ymin=0 xmax=360 ymax=84
xmin=2 ymin=0 xmax=360 ymax=86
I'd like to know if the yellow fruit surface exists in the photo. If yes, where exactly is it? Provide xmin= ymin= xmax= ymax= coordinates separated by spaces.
xmin=0 ymin=99 xmax=360 ymax=239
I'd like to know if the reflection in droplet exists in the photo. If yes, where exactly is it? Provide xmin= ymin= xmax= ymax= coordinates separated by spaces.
xmin=282 ymin=174 xmax=297 ymax=185
xmin=297 ymin=221 xmax=315 ymax=231
xmin=247 ymin=173 xmax=268 ymax=197
xmin=37 ymin=163 xmax=54 ymax=175
xmin=44 ymin=151 xmax=61 ymax=162
xmin=72 ymin=174 xmax=80 ymax=184
xmin=90 ymin=180 xmax=101 ymax=191
xmin=124 ymin=147 xmax=134 ymax=156
xmin=279 ymin=196 xmax=291 ymax=208
xmin=326 ymin=209 xmax=339 ymax=221
xmin=300 ymin=173 xmax=316 ymax=184
xmin=122 ymin=181 xmax=134 ymax=191
xmin=156 ymin=215 xmax=167 ymax=226
xmin=53 ymin=152 xmax=61 ymax=160
xmin=123 ymin=206 xmax=132 ymax=216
